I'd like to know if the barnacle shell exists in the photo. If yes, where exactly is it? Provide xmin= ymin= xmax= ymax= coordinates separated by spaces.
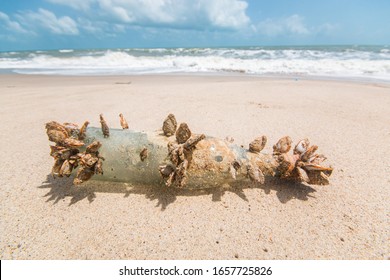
xmin=273 ymin=136 xmax=292 ymax=154
xmin=246 ymin=164 xmax=265 ymax=184
xmin=79 ymin=153 xmax=98 ymax=168
xmin=294 ymin=138 xmax=310 ymax=155
xmin=45 ymin=121 xmax=69 ymax=137
xmin=295 ymin=166 xmax=309 ymax=183
xmin=140 ymin=147 xmax=148 ymax=161
xmin=100 ymin=114 xmax=110 ymax=138
xmin=79 ymin=121 xmax=89 ymax=140
xmin=162 ymin=113 xmax=177 ymax=137
xmin=63 ymin=138 xmax=85 ymax=148
xmin=176 ymin=123 xmax=191 ymax=144
xmin=119 ymin=113 xmax=129 ymax=130
xmin=249 ymin=136 xmax=267 ymax=153
xmin=74 ymin=167 xmax=94 ymax=185
xmin=63 ymin=122 xmax=80 ymax=138
xmin=94 ymin=159 xmax=104 ymax=175
xmin=47 ymin=129 xmax=68 ymax=144
xmin=59 ymin=160 xmax=72 ymax=177
xmin=159 ymin=164 xmax=175 ymax=178
xmin=300 ymin=145 xmax=318 ymax=162
xmin=86 ymin=141 xmax=102 ymax=153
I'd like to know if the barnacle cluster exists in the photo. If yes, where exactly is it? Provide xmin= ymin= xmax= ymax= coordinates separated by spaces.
xmin=45 ymin=120 xmax=104 ymax=185
xmin=273 ymin=137 xmax=332 ymax=185
xmin=159 ymin=114 xmax=206 ymax=187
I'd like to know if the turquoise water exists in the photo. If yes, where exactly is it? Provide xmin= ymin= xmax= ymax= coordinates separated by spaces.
xmin=0 ymin=45 xmax=389 ymax=81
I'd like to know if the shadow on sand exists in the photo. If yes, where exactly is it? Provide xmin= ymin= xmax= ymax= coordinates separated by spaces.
xmin=38 ymin=174 xmax=317 ymax=210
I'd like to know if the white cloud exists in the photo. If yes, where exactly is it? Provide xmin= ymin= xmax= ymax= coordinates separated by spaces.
xmin=203 ymin=0 xmax=249 ymax=29
xmin=17 ymin=9 xmax=79 ymax=35
xmin=256 ymin=14 xmax=310 ymax=36
xmin=45 ymin=0 xmax=250 ymax=31
xmin=0 ymin=11 xmax=29 ymax=34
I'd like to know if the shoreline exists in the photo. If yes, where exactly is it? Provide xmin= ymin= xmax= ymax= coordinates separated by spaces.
xmin=1 ymin=72 xmax=390 ymax=87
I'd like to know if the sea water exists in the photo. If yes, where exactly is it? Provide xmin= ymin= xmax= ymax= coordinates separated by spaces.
xmin=0 ymin=45 xmax=389 ymax=81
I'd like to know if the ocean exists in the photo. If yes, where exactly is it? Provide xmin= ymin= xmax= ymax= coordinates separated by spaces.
xmin=1 ymin=45 xmax=389 ymax=81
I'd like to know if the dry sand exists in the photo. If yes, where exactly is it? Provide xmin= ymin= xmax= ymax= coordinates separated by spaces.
xmin=0 ymin=74 xmax=389 ymax=260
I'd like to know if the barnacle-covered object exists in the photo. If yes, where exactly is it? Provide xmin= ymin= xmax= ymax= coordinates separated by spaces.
xmin=45 ymin=114 xmax=333 ymax=188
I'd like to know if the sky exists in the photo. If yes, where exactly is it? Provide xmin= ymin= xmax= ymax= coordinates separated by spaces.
xmin=0 ymin=0 xmax=389 ymax=51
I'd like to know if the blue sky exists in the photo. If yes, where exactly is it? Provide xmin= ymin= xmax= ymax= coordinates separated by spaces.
xmin=0 ymin=0 xmax=389 ymax=51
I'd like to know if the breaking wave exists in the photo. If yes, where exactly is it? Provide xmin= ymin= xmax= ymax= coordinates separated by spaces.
xmin=0 ymin=46 xmax=389 ymax=81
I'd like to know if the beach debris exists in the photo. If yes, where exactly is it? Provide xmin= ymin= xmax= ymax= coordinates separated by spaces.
xmin=162 ymin=113 xmax=177 ymax=136
xmin=176 ymin=123 xmax=191 ymax=144
xmin=249 ymin=136 xmax=267 ymax=153
xmin=100 ymin=114 xmax=110 ymax=138
xmin=45 ymin=114 xmax=333 ymax=188
xmin=119 ymin=113 xmax=129 ymax=129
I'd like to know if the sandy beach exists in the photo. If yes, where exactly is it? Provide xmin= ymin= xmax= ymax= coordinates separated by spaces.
xmin=0 ymin=74 xmax=389 ymax=260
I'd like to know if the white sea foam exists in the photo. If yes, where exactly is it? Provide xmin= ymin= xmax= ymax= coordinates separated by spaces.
xmin=58 ymin=49 xmax=74 ymax=53
xmin=1 ymin=47 xmax=390 ymax=81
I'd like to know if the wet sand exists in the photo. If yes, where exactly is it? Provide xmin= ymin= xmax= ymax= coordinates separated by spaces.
xmin=0 ymin=74 xmax=389 ymax=259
